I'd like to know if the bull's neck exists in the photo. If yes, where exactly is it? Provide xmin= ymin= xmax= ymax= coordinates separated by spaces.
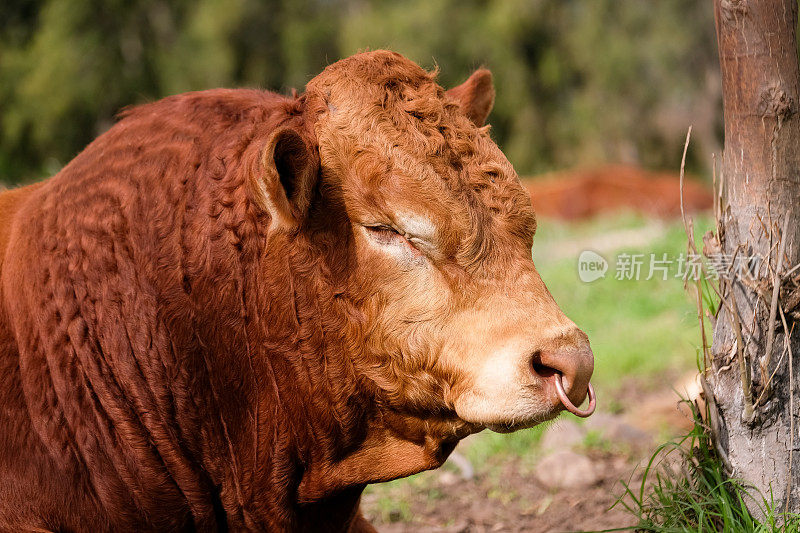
xmin=191 ymin=232 xmax=377 ymax=525
xmin=186 ymin=224 xmax=471 ymax=526
xmin=254 ymin=243 xmax=472 ymax=503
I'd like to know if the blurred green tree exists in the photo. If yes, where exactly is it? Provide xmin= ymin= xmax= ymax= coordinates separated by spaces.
xmin=0 ymin=0 xmax=719 ymax=185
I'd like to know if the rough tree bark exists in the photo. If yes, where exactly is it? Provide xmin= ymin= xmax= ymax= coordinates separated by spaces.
xmin=709 ymin=0 xmax=800 ymax=514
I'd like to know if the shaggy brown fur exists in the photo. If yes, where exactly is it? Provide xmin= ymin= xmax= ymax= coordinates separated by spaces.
xmin=0 ymin=50 xmax=592 ymax=531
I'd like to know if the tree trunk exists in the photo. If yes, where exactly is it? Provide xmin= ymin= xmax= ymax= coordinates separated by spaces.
xmin=709 ymin=0 xmax=800 ymax=515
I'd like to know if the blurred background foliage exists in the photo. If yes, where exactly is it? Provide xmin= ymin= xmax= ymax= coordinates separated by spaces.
xmin=0 ymin=0 xmax=720 ymax=185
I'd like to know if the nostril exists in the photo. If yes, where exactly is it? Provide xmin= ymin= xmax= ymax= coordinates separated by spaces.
xmin=530 ymin=351 xmax=557 ymax=379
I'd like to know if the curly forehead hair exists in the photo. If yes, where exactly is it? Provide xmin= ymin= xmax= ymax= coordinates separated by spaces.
xmin=308 ymin=51 xmax=484 ymax=163
xmin=307 ymin=51 xmax=535 ymax=256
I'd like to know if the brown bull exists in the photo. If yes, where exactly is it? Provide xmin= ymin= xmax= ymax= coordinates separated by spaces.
xmin=0 ymin=51 xmax=594 ymax=531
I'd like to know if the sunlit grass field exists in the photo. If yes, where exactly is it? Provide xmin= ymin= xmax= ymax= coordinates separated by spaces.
xmin=364 ymin=212 xmax=714 ymax=519
xmin=536 ymin=213 xmax=712 ymax=394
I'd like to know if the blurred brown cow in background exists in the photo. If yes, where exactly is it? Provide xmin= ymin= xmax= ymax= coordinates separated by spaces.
xmin=526 ymin=164 xmax=713 ymax=221
xmin=0 ymin=51 xmax=593 ymax=531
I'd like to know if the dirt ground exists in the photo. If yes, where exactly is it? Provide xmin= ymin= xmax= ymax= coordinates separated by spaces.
xmin=364 ymin=453 xmax=639 ymax=533
xmin=361 ymin=374 xmax=699 ymax=533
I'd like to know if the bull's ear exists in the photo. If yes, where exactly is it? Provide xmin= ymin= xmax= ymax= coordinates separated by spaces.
xmin=254 ymin=126 xmax=318 ymax=229
xmin=446 ymin=69 xmax=495 ymax=126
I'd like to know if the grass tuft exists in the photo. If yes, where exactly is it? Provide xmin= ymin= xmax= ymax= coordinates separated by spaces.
xmin=615 ymin=399 xmax=800 ymax=532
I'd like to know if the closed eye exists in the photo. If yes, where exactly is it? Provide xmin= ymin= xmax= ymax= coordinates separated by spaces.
xmin=364 ymin=224 xmax=406 ymax=246
xmin=362 ymin=219 xmax=433 ymax=260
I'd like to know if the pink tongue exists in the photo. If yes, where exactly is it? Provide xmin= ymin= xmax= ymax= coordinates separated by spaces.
xmin=554 ymin=374 xmax=596 ymax=418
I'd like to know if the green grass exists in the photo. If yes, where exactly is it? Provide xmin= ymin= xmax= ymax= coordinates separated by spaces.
xmin=616 ymin=400 xmax=800 ymax=532
xmin=363 ymin=468 xmax=447 ymax=523
xmin=534 ymin=212 xmax=713 ymax=394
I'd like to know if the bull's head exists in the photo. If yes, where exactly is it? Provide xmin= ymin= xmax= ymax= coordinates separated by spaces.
xmin=251 ymin=51 xmax=594 ymax=443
